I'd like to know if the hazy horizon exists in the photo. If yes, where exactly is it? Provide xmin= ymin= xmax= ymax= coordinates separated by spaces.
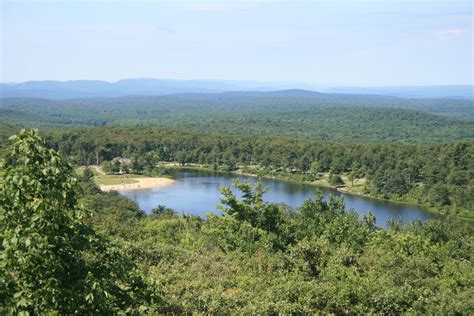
xmin=2 ymin=1 xmax=472 ymax=85
xmin=2 ymin=78 xmax=473 ymax=87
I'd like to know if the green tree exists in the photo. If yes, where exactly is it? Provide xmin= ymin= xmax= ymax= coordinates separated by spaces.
xmin=131 ymin=156 xmax=144 ymax=173
xmin=151 ymin=205 xmax=177 ymax=219
xmin=329 ymin=173 xmax=344 ymax=186
xmin=0 ymin=130 xmax=157 ymax=314
xmin=111 ymin=159 xmax=121 ymax=173
xmin=310 ymin=160 xmax=320 ymax=176
xmin=100 ymin=160 xmax=113 ymax=174
xmin=429 ymin=184 xmax=451 ymax=209
xmin=82 ymin=166 xmax=95 ymax=181
xmin=218 ymin=180 xmax=288 ymax=248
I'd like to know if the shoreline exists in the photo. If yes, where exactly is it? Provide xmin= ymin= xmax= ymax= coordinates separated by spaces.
xmin=164 ymin=165 xmax=465 ymax=219
xmin=95 ymin=165 xmax=472 ymax=222
xmin=99 ymin=177 xmax=176 ymax=192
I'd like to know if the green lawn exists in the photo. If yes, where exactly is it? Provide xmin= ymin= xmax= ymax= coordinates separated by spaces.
xmin=73 ymin=168 xmax=146 ymax=186
xmin=93 ymin=174 xmax=141 ymax=186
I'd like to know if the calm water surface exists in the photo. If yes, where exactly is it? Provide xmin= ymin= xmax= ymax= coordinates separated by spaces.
xmin=121 ymin=169 xmax=441 ymax=227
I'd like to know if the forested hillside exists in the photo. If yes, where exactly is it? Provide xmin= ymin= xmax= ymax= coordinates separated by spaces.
xmin=1 ymin=130 xmax=473 ymax=314
xmin=1 ymin=92 xmax=473 ymax=143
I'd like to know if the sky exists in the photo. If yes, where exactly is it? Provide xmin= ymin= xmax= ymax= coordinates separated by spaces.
xmin=1 ymin=0 xmax=472 ymax=85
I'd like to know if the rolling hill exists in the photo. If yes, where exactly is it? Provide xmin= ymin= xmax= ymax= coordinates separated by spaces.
xmin=1 ymin=92 xmax=472 ymax=143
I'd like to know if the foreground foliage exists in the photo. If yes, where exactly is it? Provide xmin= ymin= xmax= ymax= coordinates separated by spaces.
xmin=0 ymin=130 xmax=158 ymax=314
xmin=1 ymin=130 xmax=473 ymax=313
xmin=89 ymin=181 xmax=474 ymax=314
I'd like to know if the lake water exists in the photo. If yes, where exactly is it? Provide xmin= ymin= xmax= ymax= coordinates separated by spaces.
xmin=121 ymin=169 xmax=440 ymax=227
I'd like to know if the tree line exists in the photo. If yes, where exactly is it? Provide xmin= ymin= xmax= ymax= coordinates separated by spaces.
xmin=10 ymin=126 xmax=467 ymax=218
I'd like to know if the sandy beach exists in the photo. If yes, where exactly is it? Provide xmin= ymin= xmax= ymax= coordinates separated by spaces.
xmin=99 ymin=177 xmax=176 ymax=192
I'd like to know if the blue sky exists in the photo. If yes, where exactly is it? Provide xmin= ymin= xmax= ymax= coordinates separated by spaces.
xmin=1 ymin=0 xmax=472 ymax=85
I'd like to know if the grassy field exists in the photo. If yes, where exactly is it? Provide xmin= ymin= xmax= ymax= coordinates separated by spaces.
xmin=93 ymin=174 xmax=141 ymax=186
xmin=74 ymin=166 xmax=142 ymax=186
xmin=94 ymin=174 xmax=146 ymax=185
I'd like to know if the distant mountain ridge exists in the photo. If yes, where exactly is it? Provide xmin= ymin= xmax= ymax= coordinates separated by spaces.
xmin=325 ymin=85 xmax=474 ymax=100
xmin=1 ymin=78 xmax=472 ymax=99
xmin=0 ymin=79 xmax=316 ymax=99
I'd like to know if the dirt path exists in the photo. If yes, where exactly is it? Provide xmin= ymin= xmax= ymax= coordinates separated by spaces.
xmin=99 ymin=177 xmax=176 ymax=192
xmin=93 ymin=165 xmax=106 ymax=175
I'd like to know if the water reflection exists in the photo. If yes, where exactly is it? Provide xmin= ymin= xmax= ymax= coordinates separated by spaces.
xmin=122 ymin=169 xmax=441 ymax=227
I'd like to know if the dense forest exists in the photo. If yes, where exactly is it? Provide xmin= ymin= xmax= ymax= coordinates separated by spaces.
xmin=1 ymin=130 xmax=473 ymax=314
xmin=1 ymin=92 xmax=473 ymax=143
xmin=0 ymin=125 xmax=472 ymax=219
xmin=47 ymin=126 xmax=474 ymax=219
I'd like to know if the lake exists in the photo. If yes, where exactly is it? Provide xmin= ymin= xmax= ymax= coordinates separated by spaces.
xmin=121 ymin=169 xmax=441 ymax=227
